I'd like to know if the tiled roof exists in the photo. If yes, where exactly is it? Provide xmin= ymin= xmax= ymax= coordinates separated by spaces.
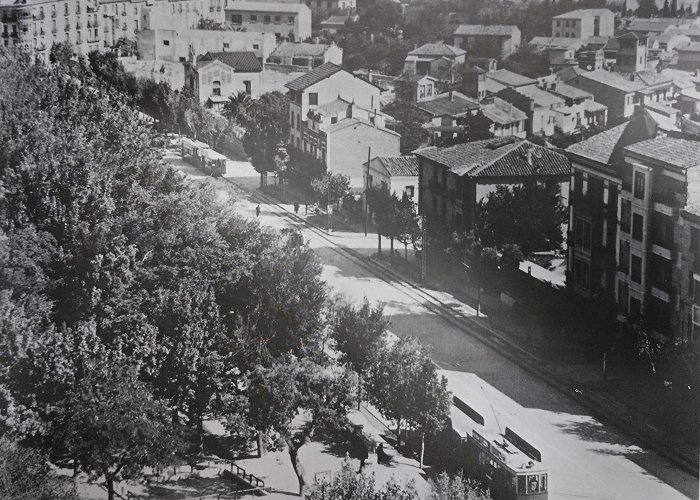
xmin=583 ymin=99 xmax=607 ymax=112
xmin=316 ymin=98 xmax=350 ymax=116
xmin=481 ymin=97 xmax=527 ymax=124
xmin=415 ymin=138 xmax=570 ymax=178
xmin=553 ymin=8 xmax=612 ymax=19
xmin=529 ymin=36 xmax=586 ymax=50
xmin=676 ymin=41 xmax=700 ymax=53
xmin=548 ymin=82 xmax=592 ymax=100
xmin=197 ymin=52 xmax=262 ymax=72
xmin=577 ymin=69 xmax=646 ymax=92
xmin=271 ymin=42 xmax=331 ymax=57
xmin=375 ymin=156 xmax=419 ymax=177
xmin=325 ymin=118 xmax=401 ymax=137
xmin=625 ymin=136 xmax=700 ymax=169
xmin=408 ymin=42 xmax=466 ymax=57
xmin=566 ymin=122 xmax=629 ymax=164
xmin=454 ymin=24 xmax=518 ymax=37
xmin=321 ymin=15 xmax=349 ymax=25
xmin=487 ymin=69 xmax=537 ymax=88
xmin=416 ymin=92 xmax=479 ymax=117
xmin=513 ymin=85 xmax=565 ymax=107
xmin=634 ymin=70 xmax=673 ymax=87
xmin=285 ymin=62 xmax=343 ymax=91
xmin=226 ymin=1 xmax=309 ymax=12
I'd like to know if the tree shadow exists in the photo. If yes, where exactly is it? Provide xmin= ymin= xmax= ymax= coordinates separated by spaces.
xmin=129 ymin=475 xmax=245 ymax=499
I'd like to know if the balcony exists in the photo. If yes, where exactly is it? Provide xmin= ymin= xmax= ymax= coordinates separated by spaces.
xmin=2 ymin=13 xmax=18 ymax=22
xmin=51 ymin=11 xmax=56 ymax=18
xmin=33 ymin=13 xmax=45 ymax=20
xmin=87 ymin=6 xmax=96 ymax=13
xmin=10 ymin=31 xmax=18 ymax=38
xmin=52 ymin=27 xmax=57 ymax=33
xmin=64 ymin=25 xmax=70 ymax=32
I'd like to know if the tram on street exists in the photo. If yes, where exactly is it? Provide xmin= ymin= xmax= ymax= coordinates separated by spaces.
xmin=197 ymin=148 xmax=228 ymax=177
xmin=181 ymin=137 xmax=210 ymax=162
xmin=441 ymin=372 xmax=549 ymax=500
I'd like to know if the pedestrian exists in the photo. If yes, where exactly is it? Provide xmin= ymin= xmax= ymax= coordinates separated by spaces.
xmin=294 ymin=201 xmax=299 ymax=214
xmin=255 ymin=204 xmax=260 ymax=217
xmin=358 ymin=444 xmax=369 ymax=472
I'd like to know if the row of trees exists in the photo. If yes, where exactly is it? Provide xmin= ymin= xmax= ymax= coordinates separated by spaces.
xmin=0 ymin=48 xmax=360 ymax=499
xmin=331 ymin=298 xmax=451 ymax=469
xmin=367 ymin=188 xmax=421 ymax=257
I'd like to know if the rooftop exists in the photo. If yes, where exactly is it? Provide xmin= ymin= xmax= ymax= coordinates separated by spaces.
xmin=197 ymin=52 xmax=262 ymax=72
xmin=271 ymin=42 xmax=332 ymax=57
xmin=315 ymin=98 xmax=350 ymax=116
xmin=453 ymin=24 xmax=519 ymax=37
xmin=225 ymin=1 xmax=310 ymax=13
xmin=415 ymin=92 xmax=479 ymax=117
xmin=553 ymin=8 xmax=613 ymax=19
xmin=625 ymin=136 xmax=700 ymax=169
xmin=547 ymin=81 xmax=593 ymax=100
xmin=408 ymin=42 xmax=466 ymax=58
xmin=513 ymin=85 xmax=565 ymax=107
xmin=676 ymin=41 xmax=700 ymax=53
xmin=529 ymin=36 xmax=586 ymax=50
xmin=368 ymin=156 xmax=419 ymax=177
xmin=480 ymin=97 xmax=527 ymax=124
xmin=285 ymin=62 xmax=343 ymax=91
xmin=487 ymin=69 xmax=537 ymax=88
xmin=415 ymin=137 xmax=570 ymax=178
xmin=325 ymin=117 xmax=401 ymax=137
xmin=576 ymin=69 xmax=646 ymax=92
xmin=320 ymin=15 xmax=349 ymax=25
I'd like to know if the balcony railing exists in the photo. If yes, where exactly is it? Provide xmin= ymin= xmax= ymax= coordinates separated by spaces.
xmin=51 ymin=11 xmax=56 ymax=18
xmin=87 ymin=6 xmax=96 ymax=13
xmin=33 ymin=13 xmax=45 ymax=20
xmin=2 ymin=14 xmax=19 ymax=22
xmin=651 ymin=189 xmax=686 ymax=209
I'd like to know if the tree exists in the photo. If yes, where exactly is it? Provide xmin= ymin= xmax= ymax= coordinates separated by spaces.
xmin=54 ymin=363 xmax=182 ymax=500
xmin=311 ymin=172 xmax=351 ymax=207
xmin=436 ymin=111 xmax=494 ymax=147
xmin=475 ymin=181 xmax=568 ymax=255
xmin=382 ymin=100 xmax=430 ymax=153
xmin=368 ymin=336 xmax=451 ymax=467
xmin=286 ymin=148 xmax=327 ymax=191
xmin=637 ymin=0 xmax=658 ymax=17
xmin=368 ymin=186 xmax=398 ymax=255
xmin=222 ymin=91 xmax=253 ymax=126
xmin=306 ymin=459 xmax=418 ymax=500
xmin=662 ymin=0 xmax=671 ymax=17
xmin=621 ymin=0 xmax=627 ymax=17
xmin=428 ymin=472 xmax=491 ymax=500
xmin=395 ymin=193 xmax=420 ymax=259
xmin=238 ymin=91 xmax=290 ymax=186
xmin=331 ymin=297 xmax=389 ymax=406
xmin=0 ymin=440 xmax=79 ymax=500
xmin=501 ymin=46 xmax=551 ymax=79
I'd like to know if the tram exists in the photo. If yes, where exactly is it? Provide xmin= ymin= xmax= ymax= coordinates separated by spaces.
xmin=197 ymin=148 xmax=228 ymax=177
xmin=441 ymin=372 xmax=549 ymax=500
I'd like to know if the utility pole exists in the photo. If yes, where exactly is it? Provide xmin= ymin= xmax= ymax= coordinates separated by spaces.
xmin=327 ymin=179 xmax=332 ymax=232
xmin=364 ymin=147 xmax=371 ymax=237
xmin=420 ymin=215 xmax=427 ymax=282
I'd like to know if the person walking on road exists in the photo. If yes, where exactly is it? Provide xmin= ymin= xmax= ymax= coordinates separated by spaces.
xmin=358 ymin=444 xmax=369 ymax=472
xmin=255 ymin=204 xmax=261 ymax=217
xmin=294 ymin=201 xmax=300 ymax=214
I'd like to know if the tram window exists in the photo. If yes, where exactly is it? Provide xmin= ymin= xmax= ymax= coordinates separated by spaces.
xmin=540 ymin=474 xmax=547 ymax=492
xmin=517 ymin=475 xmax=527 ymax=494
xmin=528 ymin=475 xmax=539 ymax=493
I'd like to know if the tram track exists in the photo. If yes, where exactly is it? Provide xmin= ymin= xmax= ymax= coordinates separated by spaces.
xmin=221 ymin=175 xmax=699 ymax=478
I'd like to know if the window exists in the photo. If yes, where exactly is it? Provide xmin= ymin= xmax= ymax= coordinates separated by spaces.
xmin=631 ymin=255 xmax=642 ymax=283
xmin=630 ymin=296 xmax=641 ymax=319
xmin=555 ymin=31 xmax=560 ymax=37
xmin=582 ymin=176 xmax=588 ymax=196
xmin=602 ymin=219 xmax=608 ymax=247
xmin=296 ymin=114 xmax=300 ymax=130
xmin=244 ymin=80 xmax=251 ymax=95
xmin=212 ymin=87 xmax=221 ymax=96
xmin=253 ymin=43 xmax=259 ymax=49
xmin=603 ymin=184 xmax=609 ymax=204
xmin=288 ymin=15 xmax=294 ymax=24
xmin=620 ymin=199 xmax=631 ymax=233
xmin=574 ymin=217 xmax=592 ymax=252
xmin=163 ymin=39 xmax=170 ymax=45
xmin=555 ymin=20 xmax=560 ymax=27
xmin=573 ymin=258 xmax=590 ymax=289
xmin=405 ymin=186 xmax=414 ymax=198
xmin=633 ymin=171 xmax=645 ymax=199
xmin=263 ymin=15 xmax=270 ymax=23
xmin=308 ymin=92 xmax=318 ymax=105
xmin=231 ymin=13 xmax=242 ymax=23
xmin=274 ymin=15 xmax=280 ymax=23
xmin=290 ymin=110 xmax=294 ymax=127
xmin=632 ymin=213 xmax=644 ymax=241
xmin=250 ymin=14 xmax=257 ymax=22
xmin=223 ymin=42 xmax=229 ymax=48
xmin=619 ymin=239 xmax=630 ymax=273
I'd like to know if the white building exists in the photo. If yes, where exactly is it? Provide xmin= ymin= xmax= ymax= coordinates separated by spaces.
xmin=363 ymin=155 xmax=420 ymax=211
xmin=266 ymin=41 xmax=342 ymax=68
xmin=551 ymin=8 xmax=614 ymax=39
xmin=225 ymin=1 xmax=311 ymax=41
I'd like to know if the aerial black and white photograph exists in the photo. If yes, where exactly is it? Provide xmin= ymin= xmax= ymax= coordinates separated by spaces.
xmin=0 ymin=0 xmax=699 ymax=497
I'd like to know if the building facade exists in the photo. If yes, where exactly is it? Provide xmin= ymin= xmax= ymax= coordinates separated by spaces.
xmin=266 ymin=41 xmax=342 ymax=68
xmin=225 ymin=1 xmax=311 ymax=40
xmin=363 ymin=155 xmax=420 ymax=211
xmin=185 ymin=51 xmax=263 ymax=108
xmin=452 ymin=24 xmax=521 ymax=59
xmin=551 ymin=8 xmax=614 ymax=39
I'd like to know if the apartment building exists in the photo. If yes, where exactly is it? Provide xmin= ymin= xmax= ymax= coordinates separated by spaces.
xmin=266 ymin=41 xmax=342 ymax=68
xmin=184 ymin=51 xmax=263 ymax=108
xmin=415 ymin=137 xmax=570 ymax=233
xmin=452 ymin=24 xmax=521 ymax=59
xmin=140 ymin=0 xmax=224 ymax=31
xmin=612 ymin=136 xmax=700 ymax=339
xmin=285 ymin=63 xmax=399 ymax=187
xmin=551 ymin=8 xmax=614 ymax=39
xmin=225 ymin=1 xmax=311 ymax=40
xmin=138 ymin=29 xmax=276 ymax=61
xmin=403 ymin=42 xmax=466 ymax=80
xmin=565 ymin=109 xmax=658 ymax=299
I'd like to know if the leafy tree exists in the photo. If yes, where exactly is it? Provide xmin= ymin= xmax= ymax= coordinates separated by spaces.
xmin=197 ymin=18 xmax=227 ymax=30
xmin=428 ymin=472 xmax=491 ymax=500
xmin=368 ymin=336 xmax=451 ymax=467
xmin=436 ymin=111 xmax=494 ymax=147
xmin=501 ymin=46 xmax=551 ymax=79
xmin=475 ymin=181 xmax=567 ymax=255
xmin=662 ymin=0 xmax=671 ymax=17
xmin=395 ymin=193 xmax=420 ymax=259
xmin=306 ymin=459 xmax=418 ymax=500
xmin=286 ymin=148 xmax=327 ymax=191
xmin=0 ymin=440 xmax=79 ymax=500
xmin=357 ymin=0 xmax=402 ymax=34
xmin=237 ymin=91 xmax=290 ymax=186
xmin=382 ymin=100 xmax=430 ymax=153
xmin=54 ymin=363 xmax=182 ymax=500
xmin=311 ymin=172 xmax=351 ymax=207
xmin=222 ymin=91 xmax=253 ymax=126
xmin=331 ymin=297 xmax=388 ymax=406
xmin=367 ymin=186 xmax=397 ymax=254
xmin=637 ymin=0 xmax=658 ymax=17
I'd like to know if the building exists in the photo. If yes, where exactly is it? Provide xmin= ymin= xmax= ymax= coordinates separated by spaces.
xmin=225 ymin=1 xmax=311 ymax=40
xmin=303 ymin=0 xmax=355 ymax=20
xmin=452 ymin=24 xmax=521 ymax=59
xmin=615 ymin=32 xmax=647 ymax=73
xmin=414 ymin=91 xmax=479 ymax=139
xmin=285 ymin=62 xmax=399 ymax=187
xmin=675 ymin=41 xmax=700 ymax=71
xmin=480 ymin=97 xmax=528 ymax=138
xmin=625 ymin=17 xmax=700 ymax=37
xmin=565 ymin=108 xmax=658 ymax=299
xmin=137 ymin=29 xmax=276 ymax=62
xmin=140 ymin=0 xmax=225 ymax=32
xmin=415 ymin=137 xmax=570 ymax=233
xmin=648 ymin=32 xmax=690 ymax=53
xmin=551 ymin=8 xmax=615 ymax=39
xmin=496 ymin=85 xmax=564 ymax=136
xmin=185 ymin=51 xmax=263 ymax=109
xmin=266 ymin=41 xmax=342 ymax=68
xmin=319 ymin=14 xmax=350 ymax=34
xmin=679 ymin=206 xmax=700 ymax=342
xmin=403 ymin=42 xmax=466 ymax=80
xmin=363 ymin=155 xmax=420 ymax=210
xmin=616 ymin=136 xmax=700 ymax=340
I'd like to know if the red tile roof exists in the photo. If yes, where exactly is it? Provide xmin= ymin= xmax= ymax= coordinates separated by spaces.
xmin=285 ymin=62 xmax=343 ymax=91
xmin=197 ymin=52 xmax=262 ymax=72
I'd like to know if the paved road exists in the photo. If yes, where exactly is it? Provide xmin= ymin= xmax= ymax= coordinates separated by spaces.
xmin=171 ymin=153 xmax=699 ymax=500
